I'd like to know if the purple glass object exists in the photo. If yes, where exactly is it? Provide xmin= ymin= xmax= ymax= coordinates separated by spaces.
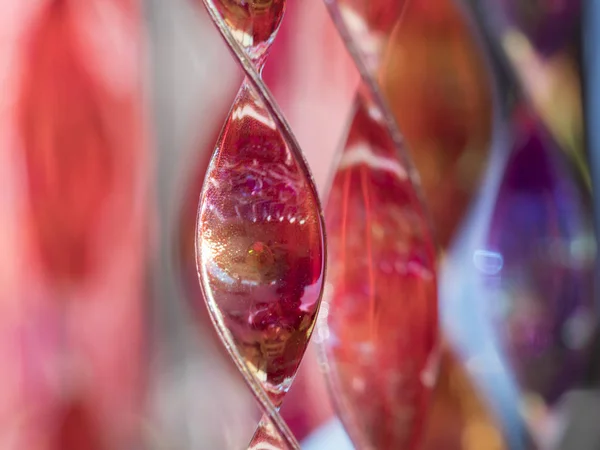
xmin=485 ymin=108 xmax=596 ymax=405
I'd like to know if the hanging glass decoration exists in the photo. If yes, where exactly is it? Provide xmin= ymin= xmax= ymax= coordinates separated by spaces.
xmin=196 ymin=0 xmax=326 ymax=448
xmin=441 ymin=4 xmax=597 ymax=447
xmin=318 ymin=0 xmax=440 ymax=448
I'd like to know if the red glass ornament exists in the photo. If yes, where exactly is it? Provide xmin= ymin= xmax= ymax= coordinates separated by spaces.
xmin=197 ymin=0 xmax=326 ymax=447
xmin=197 ymin=81 xmax=324 ymax=407
xmin=213 ymin=0 xmax=285 ymax=68
xmin=323 ymin=91 xmax=439 ymax=450
xmin=321 ymin=0 xmax=439 ymax=447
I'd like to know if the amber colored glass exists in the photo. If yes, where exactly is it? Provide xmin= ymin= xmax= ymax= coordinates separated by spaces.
xmin=379 ymin=0 xmax=494 ymax=249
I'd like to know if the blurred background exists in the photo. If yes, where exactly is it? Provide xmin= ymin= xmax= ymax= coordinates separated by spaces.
xmin=1 ymin=0 xmax=600 ymax=448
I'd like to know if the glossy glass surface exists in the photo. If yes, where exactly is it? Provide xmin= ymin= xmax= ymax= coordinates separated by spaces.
xmin=323 ymin=91 xmax=438 ymax=450
xmin=379 ymin=0 xmax=493 ymax=249
xmin=247 ymin=417 xmax=293 ymax=450
xmin=196 ymin=80 xmax=325 ymax=407
xmin=486 ymin=109 xmax=595 ymax=403
xmin=214 ymin=0 xmax=286 ymax=66
xmin=443 ymin=108 xmax=597 ymax=448
xmin=199 ymin=0 xmax=326 ymax=447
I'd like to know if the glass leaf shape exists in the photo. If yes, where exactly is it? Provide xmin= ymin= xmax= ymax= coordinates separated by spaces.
xmin=196 ymin=80 xmax=325 ymax=408
xmin=323 ymin=92 xmax=439 ymax=450
xmin=485 ymin=109 xmax=596 ymax=406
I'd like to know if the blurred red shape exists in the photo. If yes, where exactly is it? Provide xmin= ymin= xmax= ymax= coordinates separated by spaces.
xmin=324 ymin=92 xmax=438 ymax=450
xmin=18 ymin=0 xmax=123 ymax=285
xmin=9 ymin=0 xmax=147 ymax=448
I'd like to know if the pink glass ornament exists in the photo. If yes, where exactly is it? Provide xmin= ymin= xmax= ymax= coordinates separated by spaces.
xmin=19 ymin=0 xmax=118 ymax=286
xmin=320 ymin=0 xmax=440 ymax=448
xmin=196 ymin=0 xmax=325 ymax=448
xmin=11 ymin=0 xmax=148 ymax=447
